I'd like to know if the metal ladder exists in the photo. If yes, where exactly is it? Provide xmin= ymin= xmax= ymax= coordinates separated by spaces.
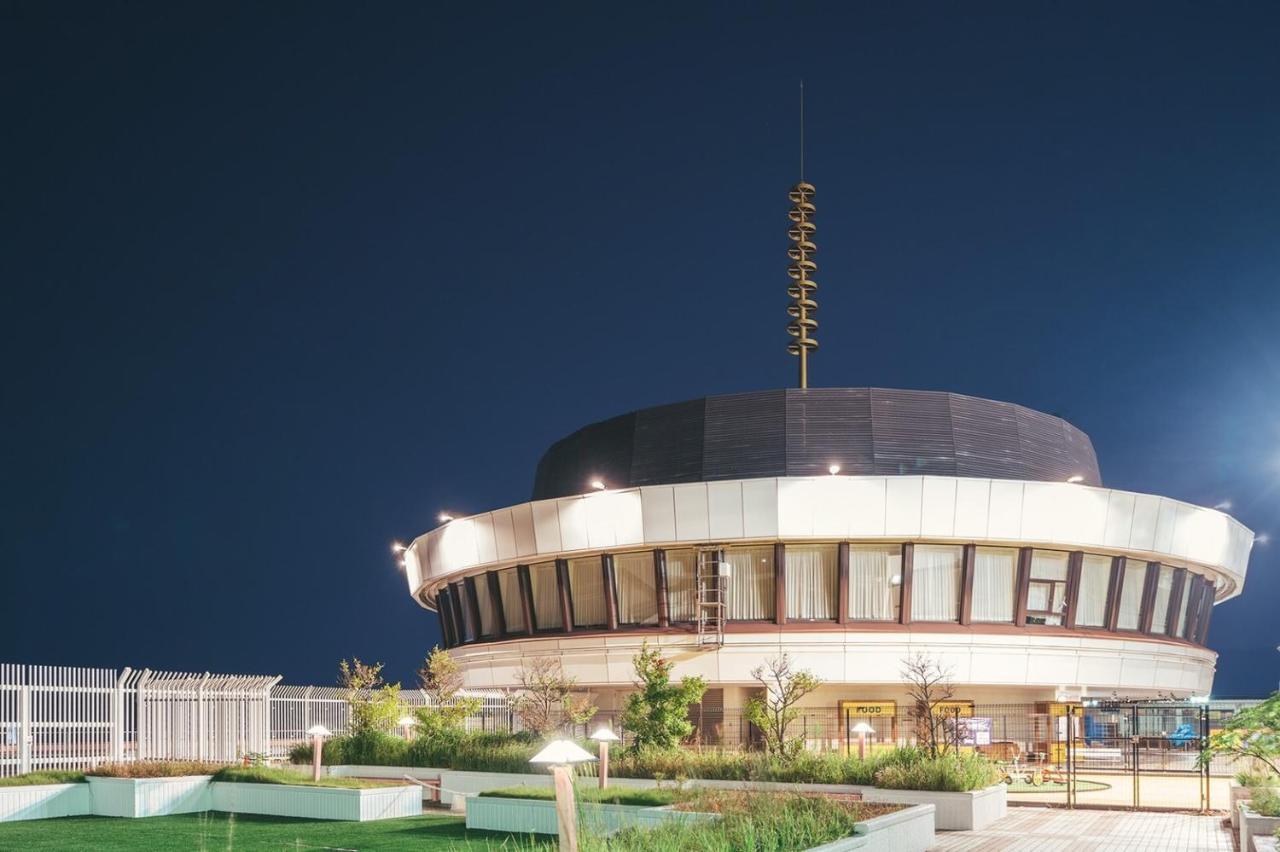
xmin=696 ymin=548 xmax=727 ymax=648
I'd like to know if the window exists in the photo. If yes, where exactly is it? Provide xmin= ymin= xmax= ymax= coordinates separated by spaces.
xmin=725 ymin=545 xmax=775 ymax=620
xmin=529 ymin=561 xmax=562 ymax=630
xmin=473 ymin=576 xmax=500 ymax=637
xmin=1150 ymin=566 xmax=1175 ymax=634
xmin=665 ymin=549 xmax=696 ymax=622
xmin=1175 ymin=574 xmax=1196 ymax=637
xmin=1076 ymin=555 xmax=1112 ymax=628
xmin=1116 ymin=559 xmax=1147 ymax=630
xmin=452 ymin=582 xmax=475 ymax=642
xmin=498 ymin=567 xmax=524 ymax=633
xmin=568 ymin=557 xmax=606 ymax=628
xmin=848 ymin=545 xmax=901 ymax=621
xmin=911 ymin=545 xmax=962 ymax=622
xmin=1026 ymin=550 xmax=1070 ymax=626
xmin=616 ymin=551 xmax=658 ymax=625
xmin=971 ymin=547 xmax=1016 ymax=623
xmin=785 ymin=544 xmax=837 ymax=620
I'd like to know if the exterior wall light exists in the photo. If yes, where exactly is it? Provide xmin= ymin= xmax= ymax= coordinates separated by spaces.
xmin=530 ymin=740 xmax=597 ymax=851
xmin=438 ymin=512 xmax=455 ymax=523
xmin=590 ymin=479 xmax=606 ymax=491
xmin=391 ymin=542 xmax=407 ymax=553
xmin=1066 ymin=475 xmax=1085 ymax=484
xmin=828 ymin=464 xmax=841 ymax=475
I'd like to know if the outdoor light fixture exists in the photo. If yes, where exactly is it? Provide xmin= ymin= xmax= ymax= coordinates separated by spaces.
xmin=1258 ymin=533 xmax=1271 ymax=545
xmin=850 ymin=721 xmax=875 ymax=760
xmin=828 ymin=464 xmax=841 ymax=475
xmin=438 ymin=512 xmax=454 ymax=523
xmin=530 ymin=740 xmax=596 ymax=851
xmin=306 ymin=724 xmax=332 ymax=782
xmin=590 ymin=479 xmax=606 ymax=491
xmin=1066 ymin=475 xmax=1085 ymax=484
xmin=391 ymin=541 xmax=406 ymax=553
xmin=398 ymin=715 xmax=417 ymax=739
xmin=588 ymin=726 xmax=620 ymax=788
xmin=1213 ymin=500 xmax=1233 ymax=511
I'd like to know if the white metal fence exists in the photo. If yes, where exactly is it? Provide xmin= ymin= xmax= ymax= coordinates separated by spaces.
xmin=0 ymin=663 xmax=511 ymax=778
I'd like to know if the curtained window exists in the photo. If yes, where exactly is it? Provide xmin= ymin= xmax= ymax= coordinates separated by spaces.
xmin=971 ymin=547 xmax=1016 ymax=623
xmin=497 ymin=567 xmax=524 ymax=633
xmin=1149 ymin=566 xmax=1175 ymax=634
xmin=725 ymin=545 xmax=775 ymax=620
xmin=911 ymin=545 xmax=962 ymax=622
xmin=473 ymin=576 xmax=500 ymax=637
xmin=1026 ymin=550 xmax=1070 ymax=626
xmin=785 ymin=544 xmax=837 ymax=620
xmin=616 ymin=551 xmax=658 ymax=625
xmin=665 ymin=549 xmax=697 ymax=622
xmin=1174 ymin=573 xmax=1194 ymax=637
xmin=529 ymin=561 xmax=562 ymax=630
xmin=1117 ymin=559 xmax=1147 ymax=630
xmin=1076 ymin=555 xmax=1112 ymax=628
xmin=848 ymin=545 xmax=901 ymax=621
xmin=568 ymin=557 xmax=606 ymax=628
xmin=452 ymin=582 xmax=475 ymax=642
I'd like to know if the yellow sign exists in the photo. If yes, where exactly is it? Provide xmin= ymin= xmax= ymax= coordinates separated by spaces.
xmin=1048 ymin=703 xmax=1083 ymax=717
xmin=840 ymin=701 xmax=896 ymax=717
xmin=933 ymin=701 xmax=975 ymax=718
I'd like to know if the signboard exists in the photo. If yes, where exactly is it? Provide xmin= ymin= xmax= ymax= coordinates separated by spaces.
xmin=933 ymin=700 xmax=975 ymax=718
xmin=839 ymin=701 xmax=896 ymax=717
xmin=1048 ymin=703 xmax=1083 ymax=717
xmin=952 ymin=716 xmax=992 ymax=746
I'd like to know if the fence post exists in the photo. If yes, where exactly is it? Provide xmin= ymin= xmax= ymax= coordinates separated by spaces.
xmin=18 ymin=683 xmax=31 ymax=775
xmin=112 ymin=668 xmax=130 ymax=763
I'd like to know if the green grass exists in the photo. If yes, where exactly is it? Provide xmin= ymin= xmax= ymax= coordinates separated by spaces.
xmin=479 ymin=785 xmax=684 ymax=807
xmin=0 ymin=770 xmax=86 ymax=787
xmin=0 ymin=813 xmax=554 ymax=851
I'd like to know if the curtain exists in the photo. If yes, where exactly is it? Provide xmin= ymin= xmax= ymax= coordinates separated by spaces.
xmin=1076 ymin=555 xmax=1112 ymax=627
xmin=1117 ymin=560 xmax=1146 ymax=630
xmin=726 ymin=546 xmax=774 ymax=620
xmin=497 ymin=567 xmax=524 ymax=633
xmin=569 ymin=557 xmax=606 ymax=627
xmin=784 ymin=545 xmax=837 ymax=620
xmin=911 ymin=545 xmax=961 ymax=622
xmin=971 ymin=547 xmax=1016 ymax=623
xmin=530 ymin=562 xmax=562 ymax=630
xmin=665 ymin=549 xmax=696 ymax=622
xmin=1027 ymin=550 xmax=1070 ymax=625
xmin=849 ymin=546 xmax=900 ymax=621
xmin=472 ymin=575 xmax=500 ymax=637
xmin=616 ymin=551 xmax=658 ymax=625
xmin=1150 ymin=566 xmax=1174 ymax=633
xmin=1175 ymin=574 xmax=1194 ymax=636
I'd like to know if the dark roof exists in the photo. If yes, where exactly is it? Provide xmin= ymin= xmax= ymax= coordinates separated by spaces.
xmin=532 ymin=388 xmax=1100 ymax=500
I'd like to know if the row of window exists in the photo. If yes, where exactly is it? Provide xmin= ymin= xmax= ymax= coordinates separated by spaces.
xmin=432 ymin=543 xmax=1216 ymax=648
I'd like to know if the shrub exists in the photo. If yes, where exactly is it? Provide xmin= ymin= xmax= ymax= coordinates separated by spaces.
xmin=414 ymin=646 xmax=480 ymax=738
xmin=1251 ymin=785 xmax=1280 ymax=818
xmin=1200 ymin=692 xmax=1280 ymax=778
xmin=745 ymin=654 xmax=821 ymax=759
xmin=1237 ymin=770 xmax=1276 ymax=787
xmin=86 ymin=761 xmax=228 ymax=778
xmin=873 ymin=752 xmax=1002 ymax=793
xmin=0 ymin=770 xmax=86 ymax=787
xmin=621 ymin=642 xmax=706 ymax=753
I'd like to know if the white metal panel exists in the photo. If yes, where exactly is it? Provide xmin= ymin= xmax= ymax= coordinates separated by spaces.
xmin=473 ymin=514 xmax=498 ymax=565
xmin=986 ymin=480 xmax=1024 ymax=539
xmin=530 ymin=500 xmax=562 ymax=554
xmin=952 ymin=478 xmax=990 ymax=538
xmin=511 ymin=503 xmax=537 ymax=557
xmin=846 ymin=477 xmax=887 ymax=536
xmin=403 ymin=547 xmax=423 ymax=592
xmin=884 ymin=477 xmax=923 ymax=536
xmin=1153 ymin=499 xmax=1178 ymax=555
xmin=672 ymin=483 xmax=710 ymax=541
xmin=1019 ymin=482 xmax=1058 ymax=543
xmin=611 ymin=489 xmax=645 ymax=546
xmin=439 ymin=520 xmax=479 ymax=573
xmin=920 ymin=477 xmax=957 ymax=537
xmin=707 ymin=480 xmax=745 ymax=539
xmin=582 ymin=493 xmax=618 ymax=550
xmin=491 ymin=509 xmax=517 ymax=562
xmin=639 ymin=486 xmax=676 ymax=543
xmin=811 ymin=477 xmax=854 ymax=537
xmin=741 ymin=478 xmax=779 ymax=537
xmin=776 ymin=477 xmax=814 ymax=537
xmin=1058 ymin=484 xmax=1109 ymax=546
xmin=1128 ymin=494 xmax=1160 ymax=552
xmin=1103 ymin=491 xmax=1136 ymax=549
xmin=557 ymin=497 xmax=590 ymax=552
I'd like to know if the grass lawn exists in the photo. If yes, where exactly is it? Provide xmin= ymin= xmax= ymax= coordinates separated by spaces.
xmin=0 ymin=812 xmax=553 ymax=851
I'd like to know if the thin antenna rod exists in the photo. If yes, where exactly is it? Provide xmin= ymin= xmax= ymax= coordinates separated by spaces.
xmin=799 ymin=80 xmax=805 ymax=180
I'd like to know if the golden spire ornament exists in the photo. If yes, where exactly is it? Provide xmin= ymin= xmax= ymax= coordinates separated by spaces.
xmin=786 ymin=181 xmax=818 ymax=388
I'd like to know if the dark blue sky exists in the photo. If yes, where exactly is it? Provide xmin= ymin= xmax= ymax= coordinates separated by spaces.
xmin=2 ymin=2 xmax=1276 ymax=696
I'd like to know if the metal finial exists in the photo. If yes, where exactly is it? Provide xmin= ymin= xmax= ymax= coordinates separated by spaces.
xmin=787 ymin=181 xmax=818 ymax=388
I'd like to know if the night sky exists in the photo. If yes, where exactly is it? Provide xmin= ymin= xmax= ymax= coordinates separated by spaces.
xmin=2 ymin=3 xmax=1277 ymax=697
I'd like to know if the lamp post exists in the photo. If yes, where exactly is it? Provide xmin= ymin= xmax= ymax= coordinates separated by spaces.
xmin=306 ymin=724 xmax=331 ymax=782
xmin=530 ymin=739 xmax=597 ymax=852
xmin=588 ymin=726 xmax=620 ymax=789
xmin=851 ymin=722 xmax=875 ymax=761
xmin=398 ymin=715 xmax=417 ymax=740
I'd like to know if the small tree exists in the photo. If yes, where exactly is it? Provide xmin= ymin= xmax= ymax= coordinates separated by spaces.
xmin=413 ymin=646 xmax=481 ymax=739
xmin=621 ymin=642 xmax=707 ymax=752
xmin=745 ymin=653 xmax=822 ymax=758
xmin=510 ymin=657 xmax=596 ymax=737
xmin=1199 ymin=691 xmax=1280 ymax=778
xmin=901 ymin=653 xmax=957 ymax=758
xmin=338 ymin=658 xmax=404 ymax=736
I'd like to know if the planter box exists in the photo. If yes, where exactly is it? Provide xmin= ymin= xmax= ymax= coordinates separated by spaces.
xmin=1255 ymin=837 xmax=1278 ymax=852
xmin=807 ymin=803 xmax=936 ymax=852
xmin=1232 ymin=782 xmax=1255 ymax=830
xmin=212 ymin=782 xmax=421 ymax=822
xmin=0 ymin=784 xmax=92 ymax=823
xmin=464 ymin=795 xmax=716 ymax=837
xmin=87 ymin=775 xmax=213 ymax=818
xmin=1240 ymin=803 xmax=1280 ymax=852
xmin=860 ymin=784 xmax=1004 ymax=831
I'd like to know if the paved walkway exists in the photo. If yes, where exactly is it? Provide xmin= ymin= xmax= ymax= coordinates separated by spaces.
xmin=1006 ymin=774 xmax=1230 ymax=811
xmin=930 ymin=806 xmax=1232 ymax=852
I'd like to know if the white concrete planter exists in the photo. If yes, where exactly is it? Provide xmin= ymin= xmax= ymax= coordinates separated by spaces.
xmin=0 ymin=784 xmax=92 ymax=823
xmin=327 ymin=765 xmax=1002 ymax=831
xmin=465 ymin=795 xmax=717 ymax=836
xmin=1255 ymin=836 xmax=1278 ymax=852
xmin=1240 ymin=803 xmax=1280 ymax=852
xmin=86 ymin=775 xmax=213 ymax=818
xmin=1232 ymin=782 xmax=1254 ymax=830
xmin=212 ymin=782 xmax=421 ymax=822
xmin=807 ymin=803 xmax=936 ymax=852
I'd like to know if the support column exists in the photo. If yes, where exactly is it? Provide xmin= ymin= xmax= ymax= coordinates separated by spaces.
xmin=517 ymin=564 xmax=536 ymax=635
xmin=1104 ymin=556 xmax=1124 ymax=632
xmin=836 ymin=542 xmax=850 ymax=625
xmin=774 ymin=543 xmax=787 ymax=625
xmin=1013 ymin=548 xmax=1033 ymax=627
xmin=1165 ymin=568 xmax=1187 ymax=637
xmin=1139 ymin=562 xmax=1159 ymax=634
xmin=487 ymin=571 xmax=508 ymax=637
xmin=556 ymin=558 xmax=574 ymax=633
xmin=463 ymin=575 xmax=484 ymax=640
xmin=654 ymin=550 xmax=669 ymax=628
xmin=898 ymin=543 xmax=914 ymax=625
xmin=958 ymin=544 xmax=976 ymax=626
xmin=602 ymin=554 xmax=619 ymax=631
xmin=1064 ymin=551 xmax=1084 ymax=629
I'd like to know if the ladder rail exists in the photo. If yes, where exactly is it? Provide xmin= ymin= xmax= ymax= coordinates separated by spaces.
xmin=695 ymin=549 xmax=728 ymax=648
